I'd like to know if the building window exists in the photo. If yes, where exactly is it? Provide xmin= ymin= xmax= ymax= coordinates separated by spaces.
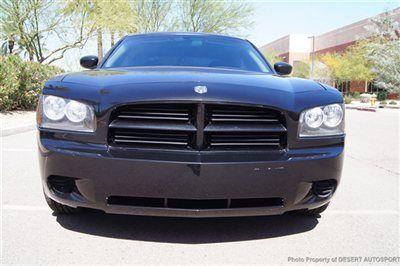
xmin=367 ymin=81 xmax=384 ymax=93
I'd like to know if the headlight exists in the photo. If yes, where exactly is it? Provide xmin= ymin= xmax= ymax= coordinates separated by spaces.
xmin=303 ymin=107 xmax=324 ymax=128
xmin=65 ymin=101 xmax=88 ymax=123
xmin=43 ymin=96 xmax=66 ymax=121
xmin=323 ymin=104 xmax=343 ymax=128
xmin=299 ymin=103 xmax=344 ymax=137
xmin=39 ymin=95 xmax=95 ymax=132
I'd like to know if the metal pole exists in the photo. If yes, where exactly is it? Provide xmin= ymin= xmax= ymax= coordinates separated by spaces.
xmin=309 ymin=36 xmax=315 ymax=80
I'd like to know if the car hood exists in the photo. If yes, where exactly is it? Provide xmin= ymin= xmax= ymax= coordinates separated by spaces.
xmin=45 ymin=67 xmax=342 ymax=113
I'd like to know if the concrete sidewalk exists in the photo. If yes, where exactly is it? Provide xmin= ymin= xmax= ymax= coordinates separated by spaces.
xmin=346 ymin=100 xmax=400 ymax=110
xmin=0 ymin=111 xmax=36 ymax=137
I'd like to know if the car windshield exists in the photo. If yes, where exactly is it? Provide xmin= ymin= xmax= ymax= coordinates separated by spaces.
xmin=102 ymin=35 xmax=271 ymax=73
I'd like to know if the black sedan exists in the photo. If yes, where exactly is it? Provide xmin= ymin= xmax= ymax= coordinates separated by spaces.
xmin=37 ymin=33 xmax=344 ymax=217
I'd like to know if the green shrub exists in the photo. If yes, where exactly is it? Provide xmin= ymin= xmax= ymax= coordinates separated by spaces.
xmin=19 ymin=61 xmax=62 ymax=109
xmin=352 ymin=91 xmax=360 ymax=98
xmin=377 ymin=91 xmax=388 ymax=101
xmin=380 ymin=100 xmax=387 ymax=105
xmin=0 ymin=56 xmax=62 ymax=111
xmin=344 ymin=96 xmax=352 ymax=104
xmin=0 ymin=56 xmax=22 ymax=110
xmin=389 ymin=100 xmax=397 ymax=105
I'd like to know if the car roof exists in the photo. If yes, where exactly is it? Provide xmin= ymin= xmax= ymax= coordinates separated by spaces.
xmin=124 ymin=32 xmax=247 ymax=42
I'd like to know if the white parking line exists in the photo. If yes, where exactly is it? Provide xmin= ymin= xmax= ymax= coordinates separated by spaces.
xmin=325 ymin=210 xmax=399 ymax=215
xmin=2 ymin=149 xmax=36 ymax=152
xmin=2 ymin=205 xmax=49 ymax=211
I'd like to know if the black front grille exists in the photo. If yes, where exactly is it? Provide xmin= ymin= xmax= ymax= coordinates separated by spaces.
xmin=107 ymin=196 xmax=284 ymax=209
xmin=116 ymin=105 xmax=191 ymax=122
xmin=210 ymin=105 xmax=280 ymax=123
xmin=109 ymin=104 xmax=195 ymax=148
xmin=208 ymin=132 xmax=283 ymax=148
xmin=109 ymin=103 xmax=286 ymax=150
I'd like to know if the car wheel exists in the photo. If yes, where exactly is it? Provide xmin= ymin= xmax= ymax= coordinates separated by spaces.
xmin=298 ymin=203 xmax=330 ymax=216
xmin=44 ymin=193 xmax=80 ymax=214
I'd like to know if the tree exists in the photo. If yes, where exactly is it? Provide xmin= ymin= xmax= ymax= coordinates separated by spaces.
xmin=292 ymin=60 xmax=310 ymax=78
xmin=179 ymin=0 xmax=253 ymax=35
xmin=0 ymin=0 xmax=94 ymax=64
xmin=312 ymin=60 xmax=333 ymax=85
xmin=361 ymin=10 xmax=400 ymax=93
xmin=344 ymin=44 xmax=375 ymax=89
xmin=320 ymin=52 xmax=345 ymax=82
xmin=64 ymin=0 xmax=136 ymax=60
xmin=262 ymin=51 xmax=282 ymax=65
xmin=134 ymin=0 xmax=176 ymax=33
xmin=321 ymin=43 xmax=375 ymax=90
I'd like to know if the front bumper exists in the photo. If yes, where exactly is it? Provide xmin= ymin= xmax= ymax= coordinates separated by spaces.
xmin=39 ymin=134 xmax=344 ymax=217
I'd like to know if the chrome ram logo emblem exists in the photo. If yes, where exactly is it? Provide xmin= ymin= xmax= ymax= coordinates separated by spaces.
xmin=194 ymin=85 xmax=207 ymax=94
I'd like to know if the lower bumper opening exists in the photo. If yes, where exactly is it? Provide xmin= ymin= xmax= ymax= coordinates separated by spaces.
xmin=107 ymin=196 xmax=284 ymax=209
xmin=48 ymin=175 xmax=77 ymax=194
xmin=312 ymin=179 xmax=337 ymax=198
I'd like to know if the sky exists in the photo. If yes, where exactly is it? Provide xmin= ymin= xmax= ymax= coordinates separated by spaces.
xmin=246 ymin=0 xmax=400 ymax=46
xmin=54 ymin=0 xmax=400 ymax=71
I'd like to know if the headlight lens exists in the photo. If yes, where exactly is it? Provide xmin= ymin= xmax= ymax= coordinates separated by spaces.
xmin=43 ymin=96 xmax=66 ymax=121
xmin=39 ymin=95 xmax=95 ymax=132
xmin=323 ymin=104 xmax=343 ymax=128
xmin=65 ymin=101 xmax=88 ymax=123
xmin=299 ymin=103 xmax=344 ymax=137
xmin=304 ymin=107 xmax=324 ymax=128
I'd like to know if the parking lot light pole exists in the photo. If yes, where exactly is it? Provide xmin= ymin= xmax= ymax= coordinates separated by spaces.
xmin=308 ymin=35 xmax=315 ymax=80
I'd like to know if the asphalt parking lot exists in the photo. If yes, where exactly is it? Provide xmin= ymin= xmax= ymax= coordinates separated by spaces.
xmin=1 ymin=109 xmax=399 ymax=265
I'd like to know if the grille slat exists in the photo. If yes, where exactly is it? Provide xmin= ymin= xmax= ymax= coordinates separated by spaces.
xmin=109 ymin=103 xmax=286 ymax=150
xmin=211 ymin=143 xmax=280 ymax=146
xmin=212 ymin=118 xmax=279 ymax=122
xmin=207 ymin=105 xmax=285 ymax=149
xmin=210 ymin=106 xmax=280 ymax=123
xmin=119 ymin=111 xmax=188 ymax=116
xmin=114 ymin=135 xmax=187 ymax=141
xmin=114 ymin=139 xmax=188 ymax=146
xmin=107 ymin=196 xmax=284 ymax=209
xmin=110 ymin=119 xmax=196 ymax=132
xmin=117 ymin=105 xmax=191 ymax=122
xmin=118 ymin=115 xmax=188 ymax=121
xmin=204 ymin=123 xmax=286 ymax=133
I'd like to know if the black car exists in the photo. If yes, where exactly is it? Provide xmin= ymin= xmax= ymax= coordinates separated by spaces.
xmin=37 ymin=33 xmax=344 ymax=217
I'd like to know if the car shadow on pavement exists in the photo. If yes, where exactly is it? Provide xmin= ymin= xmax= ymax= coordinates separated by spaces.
xmin=56 ymin=210 xmax=319 ymax=244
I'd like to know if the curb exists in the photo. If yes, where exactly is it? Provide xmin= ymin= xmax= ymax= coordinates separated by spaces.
xmin=346 ymin=105 xmax=400 ymax=111
xmin=345 ymin=106 xmax=377 ymax=112
xmin=1 ymin=124 xmax=36 ymax=137
xmin=355 ymin=107 xmax=377 ymax=112
xmin=383 ymin=105 xmax=400 ymax=109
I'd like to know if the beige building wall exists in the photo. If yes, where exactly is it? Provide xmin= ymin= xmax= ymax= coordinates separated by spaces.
xmin=259 ymin=35 xmax=290 ymax=56
xmin=259 ymin=34 xmax=311 ymax=65
xmin=288 ymin=35 xmax=312 ymax=65
xmin=315 ymin=7 xmax=400 ymax=53
xmin=258 ymin=7 xmax=400 ymax=61
xmin=257 ymin=7 xmax=400 ymax=94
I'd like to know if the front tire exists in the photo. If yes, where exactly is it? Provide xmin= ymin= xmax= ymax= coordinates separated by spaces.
xmin=44 ymin=193 xmax=80 ymax=214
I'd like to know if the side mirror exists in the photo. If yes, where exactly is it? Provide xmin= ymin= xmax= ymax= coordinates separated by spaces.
xmin=274 ymin=62 xmax=292 ymax=75
xmin=80 ymin=55 xmax=98 ymax=69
